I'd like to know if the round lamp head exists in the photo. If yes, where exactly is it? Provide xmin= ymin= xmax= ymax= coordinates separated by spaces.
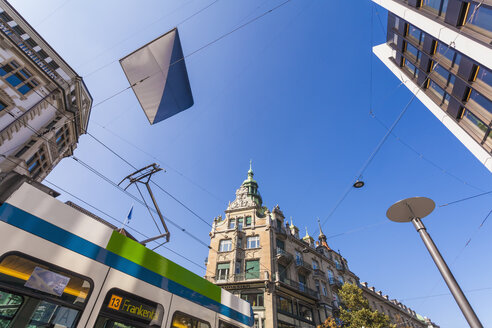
xmin=353 ymin=180 xmax=365 ymax=188
xmin=386 ymin=197 xmax=435 ymax=222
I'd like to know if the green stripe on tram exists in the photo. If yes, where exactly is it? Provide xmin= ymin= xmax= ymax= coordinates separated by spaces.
xmin=106 ymin=231 xmax=221 ymax=303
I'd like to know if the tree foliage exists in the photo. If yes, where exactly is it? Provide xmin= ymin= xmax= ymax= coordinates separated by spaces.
xmin=318 ymin=283 xmax=396 ymax=328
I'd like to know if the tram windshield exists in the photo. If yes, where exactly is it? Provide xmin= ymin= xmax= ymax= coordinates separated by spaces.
xmin=0 ymin=253 xmax=92 ymax=328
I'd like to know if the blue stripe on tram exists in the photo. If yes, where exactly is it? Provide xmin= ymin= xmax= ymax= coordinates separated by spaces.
xmin=0 ymin=203 xmax=252 ymax=326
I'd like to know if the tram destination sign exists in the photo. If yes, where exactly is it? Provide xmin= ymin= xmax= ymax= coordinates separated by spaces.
xmin=107 ymin=293 xmax=160 ymax=322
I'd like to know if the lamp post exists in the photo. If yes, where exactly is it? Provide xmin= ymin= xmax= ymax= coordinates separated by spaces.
xmin=386 ymin=197 xmax=483 ymax=328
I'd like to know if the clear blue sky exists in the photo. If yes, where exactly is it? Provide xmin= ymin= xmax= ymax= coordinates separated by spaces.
xmin=10 ymin=0 xmax=492 ymax=327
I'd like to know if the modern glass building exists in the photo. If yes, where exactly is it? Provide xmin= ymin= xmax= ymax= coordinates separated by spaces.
xmin=373 ymin=0 xmax=492 ymax=172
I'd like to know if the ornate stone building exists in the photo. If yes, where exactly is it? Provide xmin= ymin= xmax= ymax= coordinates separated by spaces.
xmin=361 ymin=283 xmax=440 ymax=328
xmin=205 ymin=165 xmax=437 ymax=328
xmin=0 ymin=0 xmax=92 ymax=189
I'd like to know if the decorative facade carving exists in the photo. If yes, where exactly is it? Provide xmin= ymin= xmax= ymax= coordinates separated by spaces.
xmin=227 ymin=184 xmax=256 ymax=210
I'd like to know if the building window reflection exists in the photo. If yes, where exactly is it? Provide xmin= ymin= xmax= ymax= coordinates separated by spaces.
xmin=422 ymin=0 xmax=448 ymax=16
xmin=476 ymin=66 xmax=492 ymax=90
xmin=466 ymin=2 xmax=492 ymax=38
xmin=469 ymin=90 xmax=492 ymax=114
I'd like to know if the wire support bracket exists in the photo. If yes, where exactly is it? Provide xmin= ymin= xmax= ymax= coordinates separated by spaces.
xmin=118 ymin=163 xmax=170 ymax=245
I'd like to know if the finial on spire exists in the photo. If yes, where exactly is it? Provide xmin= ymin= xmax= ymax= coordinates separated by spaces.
xmin=318 ymin=218 xmax=325 ymax=238
xmin=305 ymin=227 xmax=310 ymax=238
xmin=247 ymin=159 xmax=254 ymax=179
xmin=290 ymin=217 xmax=294 ymax=228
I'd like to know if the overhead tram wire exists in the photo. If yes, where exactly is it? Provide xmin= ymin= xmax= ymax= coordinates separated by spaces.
xmin=398 ymin=286 xmax=492 ymax=302
xmin=449 ymin=208 xmax=491 ymax=265
xmin=368 ymin=1 xmax=481 ymax=192
xmin=89 ymin=120 xmax=226 ymax=204
xmin=315 ymin=1 xmax=486 ymax=236
xmin=79 ymin=0 xmax=217 ymax=76
xmin=71 ymin=155 xmax=211 ymax=249
xmin=74 ymin=0 xmax=198 ymax=71
xmin=43 ymin=179 xmax=214 ymax=274
xmin=440 ymin=190 xmax=492 ymax=207
xmin=17 ymin=86 xmax=215 ymax=231
xmin=69 ymin=155 xmax=277 ymax=277
xmin=34 ymin=0 xmax=298 ymax=227
xmin=370 ymin=112 xmax=484 ymax=192
xmin=86 ymin=0 xmax=294 ymax=112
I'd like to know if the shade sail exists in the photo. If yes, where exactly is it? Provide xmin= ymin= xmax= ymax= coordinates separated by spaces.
xmin=120 ymin=28 xmax=193 ymax=125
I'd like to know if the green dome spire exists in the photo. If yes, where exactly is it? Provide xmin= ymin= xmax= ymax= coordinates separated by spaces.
xmin=241 ymin=160 xmax=262 ymax=206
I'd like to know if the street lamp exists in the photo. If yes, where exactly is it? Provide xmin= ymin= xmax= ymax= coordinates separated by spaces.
xmin=386 ymin=197 xmax=483 ymax=328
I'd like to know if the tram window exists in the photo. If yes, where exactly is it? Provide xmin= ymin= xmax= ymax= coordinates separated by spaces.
xmin=0 ymin=253 xmax=92 ymax=328
xmin=171 ymin=311 xmax=211 ymax=328
xmin=0 ymin=253 xmax=92 ymax=305
xmin=95 ymin=289 xmax=164 ymax=328
xmin=0 ymin=290 xmax=23 ymax=326
xmin=219 ymin=320 xmax=240 ymax=328
xmin=28 ymin=300 xmax=79 ymax=327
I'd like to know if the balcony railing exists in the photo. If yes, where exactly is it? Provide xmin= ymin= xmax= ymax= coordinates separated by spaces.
xmin=313 ymin=268 xmax=326 ymax=279
xmin=295 ymin=259 xmax=312 ymax=273
xmin=206 ymin=271 xmax=269 ymax=283
xmin=278 ymin=276 xmax=319 ymax=298
xmin=276 ymin=247 xmax=293 ymax=264
xmin=329 ymin=279 xmax=343 ymax=288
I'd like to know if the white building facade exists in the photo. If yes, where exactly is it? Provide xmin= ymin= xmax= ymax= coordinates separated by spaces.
xmin=0 ymin=0 xmax=92 ymax=184
xmin=373 ymin=0 xmax=492 ymax=171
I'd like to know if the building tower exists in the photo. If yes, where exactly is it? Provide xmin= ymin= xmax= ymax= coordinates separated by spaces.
xmin=206 ymin=166 xmax=363 ymax=328
xmin=0 ymin=0 xmax=92 ymax=191
xmin=206 ymin=166 xmax=438 ymax=327
xmin=372 ymin=0 xmax=492 ymax=172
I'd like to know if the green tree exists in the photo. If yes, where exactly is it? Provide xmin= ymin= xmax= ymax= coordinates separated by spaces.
xmin=319 ymin=283 xmax=395 ymax=328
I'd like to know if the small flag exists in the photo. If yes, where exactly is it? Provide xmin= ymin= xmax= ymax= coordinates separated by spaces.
xmin=126 ymin=205 xmax=134 ymax=225
xmin=120 ymin=205 xmax=134 ymax=231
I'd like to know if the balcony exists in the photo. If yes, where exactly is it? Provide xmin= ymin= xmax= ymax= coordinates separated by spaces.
xmin=207 ymin=271 xmax=269 ymax=284
xmin=276 ymin=247 xmax=293 ymax=265
xmin=329 ymin=279 xmax=343 ymax=289
xmin=313 ymin=268 xmax=326 ymax=280
xmin=278 ymin=276 xmax=319 ymax=299
xmin=274 ymin=226 xmax=287 ymax=239
xmin=294 ymin=259 xmax=312 ymax=274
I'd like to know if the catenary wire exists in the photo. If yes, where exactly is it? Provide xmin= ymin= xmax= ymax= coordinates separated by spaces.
xmin=89 ymin=120 xmax=226 ymax=204
xmin=80 ymin=0 xmax=217 ymax=76
xmin=370 ymin=112 xmax=484 ymax=192
xmin=85 ymin=0 xmax=294 ymax=112
xmin=399 ymin=286 xmax=492 ymax=302
xmin=316 ymin=0 xmax=486 ymax=236
xmin=71 ymin=155 xmax=211 ymax=249
xmin=36 ymin=0 xmax=72 ymax=26
xmin=43 ymin=179 xmax=213 ymax=274
xmin=439 ymin=190 xmax=492 ymax=207
xmin=12 ymin=85 xmax=216 ymax=231
xmin=74 ymin=0 xmax=198 ymax=71
xmin=17 ymin=0 xmax=298 ymax=227
xmin=69 ymin=155 xmax=281 ymax=276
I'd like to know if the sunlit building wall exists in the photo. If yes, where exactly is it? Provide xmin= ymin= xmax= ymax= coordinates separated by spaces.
xmin=372 ymin=0 xmax=492 ymax=172
xmin=0 ymin=0 xmax=92 ymax=184
xmin=205 ymin=167 xmax=434 ymax=328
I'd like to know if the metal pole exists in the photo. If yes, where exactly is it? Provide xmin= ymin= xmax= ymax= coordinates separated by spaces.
xmin=411 ymin=218 xmax=483 ymax=328
xmin=146 ymin=182 xmax=170 ymax=242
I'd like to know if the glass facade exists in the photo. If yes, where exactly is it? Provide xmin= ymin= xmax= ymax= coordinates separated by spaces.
xmin=387 ymin=12 xmax=492 ymax=155
xmin=407 ymin=24 xmax=422 ymax=43
xmin=466 ymin=3 xmax=492 ymax=38
xmin=422 ymin=0 xmax=448 ymax=16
